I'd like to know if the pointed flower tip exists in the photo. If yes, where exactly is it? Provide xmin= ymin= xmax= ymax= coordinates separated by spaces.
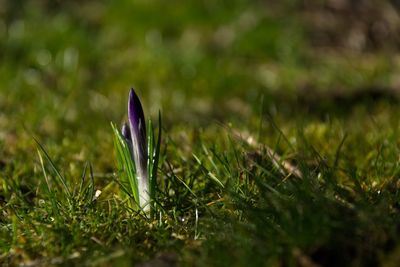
xmin=128 ymin=88 xmax=135 ymax=100
xmin=128 ymin=88 xmax=145 ymax=130
xmin=127 ymin=88 xmax=147 ymax=173
xmin=128 ymin=88 xmax=142 ymax=112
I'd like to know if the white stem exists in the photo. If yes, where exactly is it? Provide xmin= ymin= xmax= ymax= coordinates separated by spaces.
xmin=137 ymin=173 xmax=150 ymax=212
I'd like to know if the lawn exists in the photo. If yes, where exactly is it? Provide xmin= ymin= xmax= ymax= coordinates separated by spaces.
xmin=1 ymin=0 xmax=400 ymax=266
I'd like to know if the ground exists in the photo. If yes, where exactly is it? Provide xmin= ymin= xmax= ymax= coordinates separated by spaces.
xmin=1 ymin=0 xmax=400 ymax=266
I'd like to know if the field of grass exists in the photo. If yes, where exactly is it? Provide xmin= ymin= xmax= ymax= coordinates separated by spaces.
xmin=1 ymin=0 xmax=400 ymax=266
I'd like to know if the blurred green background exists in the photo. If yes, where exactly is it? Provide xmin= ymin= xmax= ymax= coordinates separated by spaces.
xmin=2 ymin=0 xmax=399 ymax=128
xmin=2 ymin=0 xmax=400 ymax=180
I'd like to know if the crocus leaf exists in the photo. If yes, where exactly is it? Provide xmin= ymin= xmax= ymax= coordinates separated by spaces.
xmin=111 ymin=122 xmax=140 ymax=208
xmin=151 ymin=111 xmax=162 ymax=195
xmin=147 ymin=119 xmax=155 ymax=215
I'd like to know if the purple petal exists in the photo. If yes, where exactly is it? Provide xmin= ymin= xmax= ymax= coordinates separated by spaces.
xmin=121 ymin=123 xmax=131 ymax=142
xmin=127 ymin=88 xmax=148 ymax=179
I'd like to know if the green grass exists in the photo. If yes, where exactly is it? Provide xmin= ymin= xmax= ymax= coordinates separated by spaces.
xmin=1 ymin=0 xmax=400 ymax=266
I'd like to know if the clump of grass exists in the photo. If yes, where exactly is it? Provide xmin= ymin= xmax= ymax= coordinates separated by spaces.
xmin=2 ymin=113 xmax=400 ymax=266
xmin=180 ymin=127 xmax=400 ymax=267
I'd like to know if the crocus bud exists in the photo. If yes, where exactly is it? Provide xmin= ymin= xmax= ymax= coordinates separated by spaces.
xmin=128 ymin=88 xmax=149 ymax=210
xmin=121 ymin=123 xmax=131 ymax=142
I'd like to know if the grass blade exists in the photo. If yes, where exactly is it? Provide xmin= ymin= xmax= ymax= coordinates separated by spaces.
xmin=34 ymin=137 xmax=71 ymax=198
xmin=111 ymin=122 xmax=140 ymax=209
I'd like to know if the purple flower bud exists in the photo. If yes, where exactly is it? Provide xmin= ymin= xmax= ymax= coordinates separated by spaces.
xmin=128 ymin=88 xmax=149 ymax=209
xmin=121 ymin=123 xmax=131 ymax=142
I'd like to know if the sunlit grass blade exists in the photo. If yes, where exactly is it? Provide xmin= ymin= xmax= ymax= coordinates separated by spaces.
xmin=88 ymin=163 xmax=95 ymax=202
xmin=147 ymin=118 xmax=156 ymax=216
xmin=111 ymin=122 xmax=140 ymax=209
xmin=148 ymin=111 xmax=162 ymax=216
xmin=152 ymin=112 xmax=162 ymax=195
xmin=75 ymin=161 xmax=88 ymax=199
xmin=34 ymin=137 xmax=71 ymax=198
xmin=193 ymin=154 xmax=225 ymax=189
xmin=147 ymin=119 xmax=154 ymax=199
xmin=36 ymin=148 xmax=59 ymax=215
